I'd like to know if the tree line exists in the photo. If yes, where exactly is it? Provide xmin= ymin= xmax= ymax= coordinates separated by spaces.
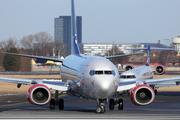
xmin=1 ymin=32 xmax=70 ymax=71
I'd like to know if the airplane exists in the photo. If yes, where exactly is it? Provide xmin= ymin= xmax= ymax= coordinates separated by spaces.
xmin=119 ymin=45 xmax=177 ymax=94
xmin=1 ymin=0 xmax=180 ymax=114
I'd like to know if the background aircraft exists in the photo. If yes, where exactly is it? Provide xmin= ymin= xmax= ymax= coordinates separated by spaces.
xmin=1 ymin=0 xmax=180 ymax=114
xmin=120 ymin=45 xmax=177 ymax=94
xmin=123 ymin=45 xmax=176 ymax=73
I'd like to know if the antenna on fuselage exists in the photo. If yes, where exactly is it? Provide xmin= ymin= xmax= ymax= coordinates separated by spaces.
xmin=71 ymin=0 xmax=81 ymax=55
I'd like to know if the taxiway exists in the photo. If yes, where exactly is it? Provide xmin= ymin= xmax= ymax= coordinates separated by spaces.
xmin=0 ymin=92 xmax=180 ymax=119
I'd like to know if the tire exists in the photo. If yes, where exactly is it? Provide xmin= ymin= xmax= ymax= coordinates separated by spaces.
xmin=50 ymin=99 xmax=55 ymax=110
xmin=101 ymin=105 xmax=106 ymax=113
xmin=59 ymin=99 xmax=64 ymax=110
xmin=118 ymin=99 xmax=123 ymax=110
xmin=109 ymin=99 xmax=114 ymax=110
xmin=96 ymin=106 xmax=102 ymax=113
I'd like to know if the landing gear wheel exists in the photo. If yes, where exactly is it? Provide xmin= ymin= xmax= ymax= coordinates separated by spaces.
xmin=59 ymin=99 xmax=64 ymax=110
xmin=96 ymin=106 xmax=102 ymax=113
xmin=101 ymin=105 xmax=106 ymax=113
xmin=154 ymin=89 xmax=157 ymax=95
xmin=118 ymin=99 xmax=123 ymax=110
xmin=109 ymin=99 xmax=114 ymax=110
xmin=50 ymin=99 xmax=55 ymax=110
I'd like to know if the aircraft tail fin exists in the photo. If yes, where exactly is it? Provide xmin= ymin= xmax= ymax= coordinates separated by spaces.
xmin=71 ymin=0 xmax=80 ymax=55
xmin=146 ymin=45 xmax=151 ymax=66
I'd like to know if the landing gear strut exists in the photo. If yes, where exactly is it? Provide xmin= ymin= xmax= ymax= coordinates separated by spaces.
xmin=49 ymin=90 xmax=64 ymax=110
xmin=154 ymin=89 xmax=157 ymax=95
xmin=96 ymin=99 xmax=106 ymax=113
xmin=150 ymin=85 xmax=157 ymax=95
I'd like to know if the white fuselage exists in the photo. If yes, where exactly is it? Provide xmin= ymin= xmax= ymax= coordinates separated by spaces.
xmin=119 ymin=66 xmax=154 ymax=82
xmin=60 ymin=54 xmax=119 ymax=100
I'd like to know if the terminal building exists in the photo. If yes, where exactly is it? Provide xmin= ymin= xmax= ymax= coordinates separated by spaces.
xmin=158 ymin=35 xmax=180 ymax=53
xmin=82 ymin=42 xmax=168 ymax=56
xmin=172 ymin=35 xmax=180 ymax=53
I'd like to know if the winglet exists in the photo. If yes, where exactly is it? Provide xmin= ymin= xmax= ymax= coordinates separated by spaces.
xmin=71 ymin=0 xmax=80 ymax=55
xmin=146 ymin=45 xmax=151 ymax=66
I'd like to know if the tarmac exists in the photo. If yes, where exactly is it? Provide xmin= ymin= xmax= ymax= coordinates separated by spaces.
xmin=0 ymin=92 xmax=180 ymax=119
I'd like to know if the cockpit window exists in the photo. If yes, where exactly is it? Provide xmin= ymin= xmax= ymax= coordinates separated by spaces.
xmin=105 ymin=71 xmax=112 ymax=75
xmin=120 ymin=75 xmax=126 ymax=79
xmin=95 ymin=71 xmax=103 ymax=74
xmin=89 ymin=70 xmax=95 ymax=76
xmin=120 ymin=75 xmax=136 ymax=79
xmin=89 ymin=70 xmax=116 ymax=76
xmin=112 ymin=70 xmax=116 ymax=76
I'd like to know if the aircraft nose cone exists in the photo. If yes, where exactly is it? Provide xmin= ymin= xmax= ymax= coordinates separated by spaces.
xmin=100 ymin=82 xmax=110 ymax=91
xmin=95 ymin=78 xmax=114 ymax=98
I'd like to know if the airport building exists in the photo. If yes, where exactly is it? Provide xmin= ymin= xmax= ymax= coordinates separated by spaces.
xmin=82 ymin=42 xmax=169 ymax=56
xmin=54 ymin=16 xmax=82 ymax=51
xmin=172 ymin=35 xmax=180 ymax=53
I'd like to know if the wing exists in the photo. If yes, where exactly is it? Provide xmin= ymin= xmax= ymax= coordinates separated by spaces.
xmin=117 ymin=76 xmax=180 ymax=92
xmin=117 ymin=81 xmax=136 ymax=91
xmin=105 ymin=53 xmax=142 ymax=59
xmin=1 ymin=52 xmax=64 ymax=62
xmin=125 ymin=48 xmax=177 ymax=51
xmin=143 ymin=76 xmax=180 ymax=87
xmin=0 ymin=76 xmax=68 ymax=91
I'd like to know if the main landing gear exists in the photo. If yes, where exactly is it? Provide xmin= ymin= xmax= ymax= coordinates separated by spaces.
xmin=109 ymin=99 xmax=123 ymax=110
xmin=50 ymin=90 xmax=64 ymax=110
xmin=109 ymin=92 xmax=123 ymax=110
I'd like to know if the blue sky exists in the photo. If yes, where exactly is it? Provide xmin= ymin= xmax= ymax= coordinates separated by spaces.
xmin=1 ymin=0 xmax=180 ymax=44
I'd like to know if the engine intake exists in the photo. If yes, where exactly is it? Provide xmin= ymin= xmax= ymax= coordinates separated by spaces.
xmin=131 ymin=85 xmax=155 ymax=106
xmin=27 ymin=84 xmax=52 ymax=105
xmin=155 ymin=65 xmax=165 ymax=75
xmin=124 ymin=65 xmax=135 ymax=71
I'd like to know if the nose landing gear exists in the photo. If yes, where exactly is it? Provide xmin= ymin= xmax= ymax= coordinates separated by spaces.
xmin=96 ymin=99 xmax=106 ymax=113
xmin=96 ymin=105 xmax=105 ymax=113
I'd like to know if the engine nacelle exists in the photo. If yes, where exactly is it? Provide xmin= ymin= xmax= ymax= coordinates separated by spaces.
xmin=131 ymin=84 xmax=155 ymax=106
xmin=27 ymin=84 xmax=52 ymax=105
xmin=124 ymin=64 xmax=135 ymax=71
xmin=155 ymin=65 xmax=165 ymax=75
